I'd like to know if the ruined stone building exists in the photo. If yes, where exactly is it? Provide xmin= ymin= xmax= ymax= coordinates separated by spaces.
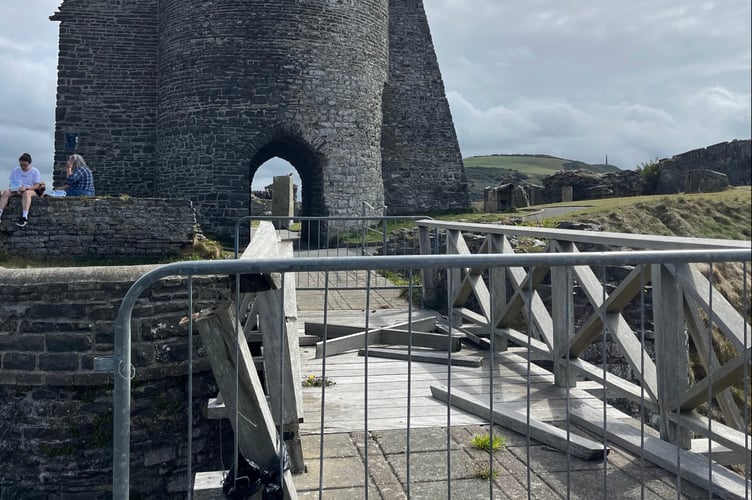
xmin=50 ymin=1 xmax=468 ymax=237
xmin=653 ymin=139 xmax=751 ymax=194
xmin=483 ymin=183 xmax=532 ymax=213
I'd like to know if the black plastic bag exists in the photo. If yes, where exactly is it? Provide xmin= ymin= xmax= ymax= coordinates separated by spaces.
xmin=222 ymin=453 xmax=284 ymax=500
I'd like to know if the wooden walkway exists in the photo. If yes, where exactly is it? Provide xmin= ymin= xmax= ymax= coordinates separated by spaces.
xmin=299 ymin=337 xmax=607 ymax=433
xmin=293 ymin=307 xmax=750 ymax=499
xmin=196 ymin=309 xmax=746 ymax=499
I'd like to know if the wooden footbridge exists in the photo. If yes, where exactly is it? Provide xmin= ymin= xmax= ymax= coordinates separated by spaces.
xmin=109 ymin=218 xmax=751 ymax=499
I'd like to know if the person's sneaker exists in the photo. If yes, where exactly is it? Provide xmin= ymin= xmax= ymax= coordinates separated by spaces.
xmin=16 ymin=217 xmax=28 ymax=227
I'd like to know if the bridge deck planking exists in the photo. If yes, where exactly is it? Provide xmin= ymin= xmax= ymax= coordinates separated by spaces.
xmin=290 ymin=264 xmax=750 ymax=498
xmin=299 ymin=341 xmax=610 ymax=435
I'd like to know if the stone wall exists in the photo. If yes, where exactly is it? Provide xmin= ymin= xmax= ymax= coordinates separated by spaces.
xmin=50 ymin=0 xmax=468 ymax=239
xmin=380 ymin=0 xmax=469 ymax=213
xmin=655 ymin=139 xmax=751 ymax=194
xmin=0 ymin=197 xmax=199 ymax=260
xmin=685 ymin=169 xmax=729 ymax=193
xmin=0 ymin=266 xmax=233 ymax=498
xmin=50 ymin=0 xmax=159 ymax=197
xmin=542 ymin=169 xmax=643 ymax=203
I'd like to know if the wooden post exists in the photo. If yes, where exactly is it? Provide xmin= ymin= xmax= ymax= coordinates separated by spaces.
xmin=447 ymin=229 xmax=466 ymax=326
xmin=418 ymin=224 xmax=436 ymax=307
xmin=652 ymin=263 xmax=691 ymax=449
xmin=194 ymin=306 xmax=298 ymax=499
xmin=271 ymin=175 xmax=294 ymax=229
xmin=237 ymin=224 xmax=305 ymax=473
xmin=552 ymin=241 xmax=576 ymax=387
xmin=255 ymin=290 xmax=305 ymax=472
xmin=488 ymin=234 xmax=508 ymax=352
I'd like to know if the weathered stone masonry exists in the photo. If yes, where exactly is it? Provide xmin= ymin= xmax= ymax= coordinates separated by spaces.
xmin=0 ymin=197 xmax=199 ymax=260
xmin=50 ymin=0 xmax=468 ymax=238
xmin=0 ymin=266 xmax=233 ymax=499
xmin=381 ymin=0 xmax=468 ymax=214
xmin=655 ymin=139 xmax=751 ymax=194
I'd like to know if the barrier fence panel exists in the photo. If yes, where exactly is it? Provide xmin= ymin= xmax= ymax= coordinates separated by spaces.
xmin=105 ymin=222 xmax=750 ymax=499
xmin=235 ymin=215 xmax=433 ymax=298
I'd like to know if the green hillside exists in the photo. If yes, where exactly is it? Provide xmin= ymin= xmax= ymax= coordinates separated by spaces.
xmin=464 ymin=154 xmax=621 ymax=201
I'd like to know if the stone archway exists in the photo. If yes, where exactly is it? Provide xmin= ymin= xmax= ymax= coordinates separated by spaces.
xmin=248 ymin=128 xmax=326 ymax=219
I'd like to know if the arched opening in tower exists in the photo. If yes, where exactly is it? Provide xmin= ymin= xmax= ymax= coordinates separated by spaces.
xmin=251 ymin=157 xmax=302 ymax=206
xmin=249 ymin=135 xmax=326 ymax=246
xmin=249 ymin=136 xmax=324 ymax=219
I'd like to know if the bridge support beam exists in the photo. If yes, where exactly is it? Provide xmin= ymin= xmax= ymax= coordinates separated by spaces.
xmin=552 ymin=247 xmax=576 ymax=388
xmin=652 ymin=263 xmax=692 ymax=449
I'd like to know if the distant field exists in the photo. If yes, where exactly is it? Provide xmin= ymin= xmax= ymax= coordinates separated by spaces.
xmin=463 ymin=154 xmax=620 ymax=201
xmin=464 ymin=153 xmax=618 ymax=174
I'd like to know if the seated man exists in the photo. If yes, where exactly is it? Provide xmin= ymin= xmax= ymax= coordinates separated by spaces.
xmin=0 ymin=152 xmax=42 ymax=227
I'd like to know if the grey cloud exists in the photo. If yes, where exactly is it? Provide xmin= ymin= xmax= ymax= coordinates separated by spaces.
xmin=425 ymin=0 xmax=750 ymax=169
xmin=446 ymin=89 xmax=743 ymax=168
xmin=1 ymin=0 xmax=749 ymax=189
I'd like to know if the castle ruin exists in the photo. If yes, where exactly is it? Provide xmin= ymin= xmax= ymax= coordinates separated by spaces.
xmin=50 ymin=0 xmax=468 ymax=237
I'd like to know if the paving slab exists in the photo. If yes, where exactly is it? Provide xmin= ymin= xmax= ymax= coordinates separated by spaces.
xmin=292 ymin=456 xmax=367 ymax=491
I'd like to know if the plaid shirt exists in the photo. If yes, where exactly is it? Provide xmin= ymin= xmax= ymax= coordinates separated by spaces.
xmin=67 ymin=165 xmax=95 ymax=196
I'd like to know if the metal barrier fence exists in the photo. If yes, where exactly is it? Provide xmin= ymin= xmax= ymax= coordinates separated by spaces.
xmin=234 ymin=215 xmax=434 ymax=294
xmin=106 ymin=233 xmax=751 ymax=499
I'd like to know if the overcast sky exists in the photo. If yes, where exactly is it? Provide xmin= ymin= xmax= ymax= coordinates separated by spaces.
xmin=0 ymin=0 xmax=749 ymax=190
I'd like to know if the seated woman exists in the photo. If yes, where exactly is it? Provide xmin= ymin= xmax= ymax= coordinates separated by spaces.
xmin=64 ymin=154 xmax=95 ymax=196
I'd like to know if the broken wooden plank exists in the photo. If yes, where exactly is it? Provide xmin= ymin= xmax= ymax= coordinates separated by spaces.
xmin=360 ymin=348 xmax=483 ymax=367
xmin=193 ymin=306 xmax=298 ymax=499
xmin=430 ymin=384 xmax=608 ymax=461
xmin=208 ymin=397 xmax=305 ymax=426
xmin=456 ymin=306 xmax=488 ymax=326
xmin=434 ymin=317 xmax=466 ymax=335
xmin=457 ymin=329 xmax=491 ymax=350
xmin=572 ymin=404 xmax=750 ymax=500
xmin=668 ymin=411 xmax=752 ymax=460
xmin=304 ymin=313 xmax=437 ymax=338
xmin=298 ymin=334 xmax=319 ymax=347
xmin=690 ymin=439 xmax=748 ymax=466
xmin=315 ymin=329 xmax=383 ymax=358
xmin=304 ymin=322 xmax=366 ymax=338
xmin=380 ymin=328 xmax=463 ymax=351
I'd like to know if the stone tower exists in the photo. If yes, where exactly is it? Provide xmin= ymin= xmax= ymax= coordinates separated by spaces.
xmin=50 ymin=0 xmax=468 ymax=237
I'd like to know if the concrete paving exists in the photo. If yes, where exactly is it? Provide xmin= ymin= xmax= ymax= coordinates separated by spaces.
xmin=195 ymin=423 xmax=712 ymax=499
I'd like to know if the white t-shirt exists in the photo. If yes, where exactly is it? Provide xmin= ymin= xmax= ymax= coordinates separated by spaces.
xmin=9 ymin=166 xmax=41 ymax=190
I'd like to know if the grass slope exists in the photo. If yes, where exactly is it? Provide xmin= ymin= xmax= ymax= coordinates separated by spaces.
xmin=464 ymin=154 xmax=621 ymax=201
xmin=450 ymin=188 xmax=751 ymax=241
xmin=542 ymin=189 xmax=751 ymax=240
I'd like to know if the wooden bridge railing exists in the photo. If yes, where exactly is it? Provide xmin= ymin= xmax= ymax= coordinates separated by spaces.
xmin=417 ymin=220 xmax=751 ymax=465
